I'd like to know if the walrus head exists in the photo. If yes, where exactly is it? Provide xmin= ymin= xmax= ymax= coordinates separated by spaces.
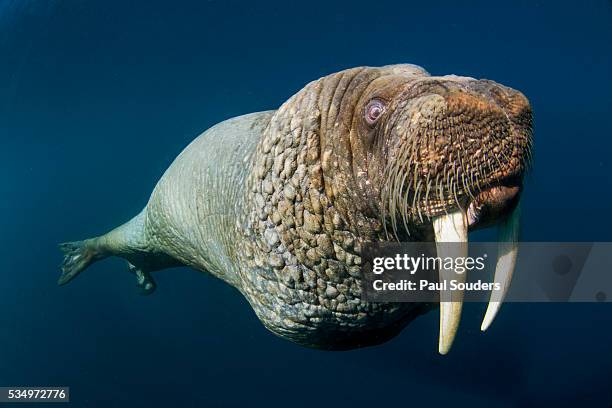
xmin=243 ymin=64 xmax=532 ymax=353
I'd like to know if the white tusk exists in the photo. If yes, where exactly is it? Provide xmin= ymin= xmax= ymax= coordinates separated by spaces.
xmin=433 ymin=210 xmax=468 ymax=355
xmin=481 ymin=204 xmax=521 ymax=331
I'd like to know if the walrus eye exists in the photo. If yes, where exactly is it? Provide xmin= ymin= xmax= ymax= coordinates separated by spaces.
xmin=365 ymin=99 xmax=386 ymax=125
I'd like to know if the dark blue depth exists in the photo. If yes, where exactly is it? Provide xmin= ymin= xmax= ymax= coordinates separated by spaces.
xmin=1 ymin=1 xmax=611 ymax=406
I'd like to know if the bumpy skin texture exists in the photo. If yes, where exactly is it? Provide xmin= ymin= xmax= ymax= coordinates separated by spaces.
xmin=60 ymin=64 xmax=532 ymax=350
xmin=236 ymin=67 xmax=435 ymax=349
xmin=144 ymin=108 xmax=426 ymax=349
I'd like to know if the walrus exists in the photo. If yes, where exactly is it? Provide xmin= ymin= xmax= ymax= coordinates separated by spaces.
xmin=59 ymin=64 xmax=532 ymax=354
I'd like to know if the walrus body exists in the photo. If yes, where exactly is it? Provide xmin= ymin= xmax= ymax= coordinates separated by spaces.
xmin=60 ymin=64 xmax=532 ymax=353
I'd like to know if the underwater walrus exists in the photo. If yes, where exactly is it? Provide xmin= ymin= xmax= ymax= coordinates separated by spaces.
xmin=59 ymin=64 xmax=532 ymax=354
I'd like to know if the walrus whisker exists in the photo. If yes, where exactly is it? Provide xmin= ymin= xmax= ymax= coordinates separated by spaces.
xmin=426 ymin=179 xmax=433 ymax=214
xmin=388 ymin=161 xmax=408 ymax=239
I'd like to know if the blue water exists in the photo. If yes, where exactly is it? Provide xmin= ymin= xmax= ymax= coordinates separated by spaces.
xmin=1 ymin=1 xmax=611 ymax=406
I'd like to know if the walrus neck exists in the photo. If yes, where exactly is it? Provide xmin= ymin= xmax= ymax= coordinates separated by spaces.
xmin=236 ymin=72 xmax=396 ymax=346
xmin=243 ymin=70 xmax=383 ymax=244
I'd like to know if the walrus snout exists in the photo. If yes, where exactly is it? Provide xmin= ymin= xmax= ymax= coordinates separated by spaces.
xmin=382 ymin=77 xmax=532 ymax=227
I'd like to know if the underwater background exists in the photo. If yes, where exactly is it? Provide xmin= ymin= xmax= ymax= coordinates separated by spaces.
xmin=1 ymin=0 xmax=611 ymax=406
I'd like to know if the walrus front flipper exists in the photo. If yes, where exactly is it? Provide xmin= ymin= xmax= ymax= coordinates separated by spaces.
xmin=127 ymin=262 xmax=157 ymax=295
xmin=58 ymin=240 xmax=102 ymax=285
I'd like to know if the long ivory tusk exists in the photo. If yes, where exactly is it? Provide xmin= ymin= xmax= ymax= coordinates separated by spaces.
xmin=433 ymin=210 xmax=468 ymax=355
xmin=481 ymin=204 xmax=521 ymax=331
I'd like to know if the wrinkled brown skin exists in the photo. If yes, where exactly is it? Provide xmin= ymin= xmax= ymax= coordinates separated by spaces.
xmin=59 ymin=64 xmax=532 ymax=350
